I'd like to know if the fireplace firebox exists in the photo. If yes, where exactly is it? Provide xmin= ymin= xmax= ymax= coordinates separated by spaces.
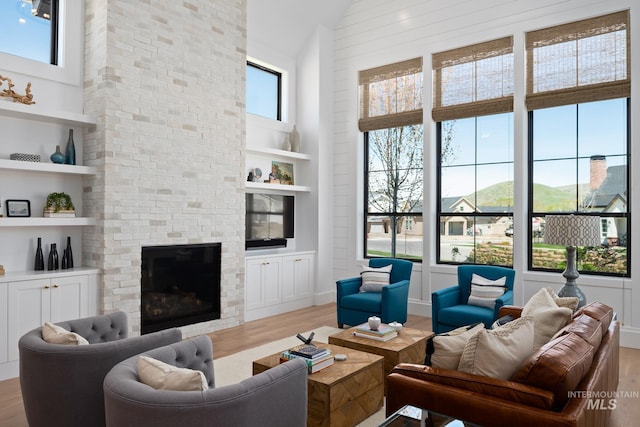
xmin=141 ymin=243 xmax=221 ymax=334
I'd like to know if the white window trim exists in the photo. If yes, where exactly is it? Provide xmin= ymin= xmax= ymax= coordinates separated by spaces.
xmin=0 ymin=0 xmax=83 ymax=86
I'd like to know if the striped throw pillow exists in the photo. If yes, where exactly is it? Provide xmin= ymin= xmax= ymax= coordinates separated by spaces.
xmin=359 ymin=264 xmax=393 ymax=292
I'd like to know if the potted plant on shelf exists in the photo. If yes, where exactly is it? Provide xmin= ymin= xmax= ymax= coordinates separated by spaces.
xmin=43 ymin=192 xmax=76 ymax=218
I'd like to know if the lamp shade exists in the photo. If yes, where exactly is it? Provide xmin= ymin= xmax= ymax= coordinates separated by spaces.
xmin=544 ymin=215 xmax=601 ymax=247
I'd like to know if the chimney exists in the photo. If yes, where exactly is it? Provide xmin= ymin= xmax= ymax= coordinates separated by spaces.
xmin=590 ymin=155 xmax=606 ymax=191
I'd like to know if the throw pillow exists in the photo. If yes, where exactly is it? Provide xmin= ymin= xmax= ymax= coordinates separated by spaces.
xmin=467 ymin=273 xmax=507 ymax=309
xmin=42 ymin=322 xmax=89 ymax=345
xmin=544 ymin=287 xmax=579 ymax=312
xmin=359 ymin=264 xmax=392 ymax=292
xmin=138 ymin=355 xmax=208 ymax=391
xmin=458 ymin=315 xmax=535 ymax=380
xmin=425 ymin=323 xmax=485 ymax=369
xmin=530 ymin=306 xmax=573 ymax=350
xmin=521 ymin=288 xmax=557 ymax=317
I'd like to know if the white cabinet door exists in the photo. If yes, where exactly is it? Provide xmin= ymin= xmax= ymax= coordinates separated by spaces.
xmin=246 ymin=257 xmax=281 ymax=309
xmin=50 ymin=275 xmax=89 ymax=323
xmin=246 ymin=259 xmax=266 ymax=311
xmin=0 ymin=282 xmax=7 ymax=364
xmin=262 ymin=258 xmax=281 ymax=307
xmin=7 ymin=278 xmax=52 ymax=361
xmin=281 ymin=254 xmax=313 ymax=302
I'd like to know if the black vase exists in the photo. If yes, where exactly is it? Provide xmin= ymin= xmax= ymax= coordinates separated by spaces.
xmin=61 ymin=248 xmax=69 ymax=270
xmin=65 ymin=129 xmax=76 ymax=165
xmin=34 ymin=237 xmax=45 ymax=271
xmin=47 ymin=243 xmax=59 ymax=271
xmin=65 ymin=236 xmax=74 ymax=268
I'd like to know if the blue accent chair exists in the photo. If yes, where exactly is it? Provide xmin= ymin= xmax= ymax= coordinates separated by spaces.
xmin=336 ymin=258 xmax=413 ymax=328
xmin=431 ymin=265 xmax=515 ymax=334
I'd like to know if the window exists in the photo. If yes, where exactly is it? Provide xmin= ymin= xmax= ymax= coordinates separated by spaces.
xmin=246 ymin=61 xmax=281 ymax=121
xmin=526 ymin=11 xmax=630 ymax=277
xmin=359 ymin=58 xmax=424 ymax=260
xmin=0 ymin=0 xmax=58 ymax=65
xmin=433 ymin=37 xmax=515 ymax=266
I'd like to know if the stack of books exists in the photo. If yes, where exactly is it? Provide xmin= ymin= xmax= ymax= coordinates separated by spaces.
xmin=353 ymin=323 xmax=398 ymax=342
xmin=280 ymin=344 xmax=334 ymax=374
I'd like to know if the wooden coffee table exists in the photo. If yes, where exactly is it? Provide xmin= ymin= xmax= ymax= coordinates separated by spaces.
xmin=328 ymin=326 xmax=433 ymax=394
xmin=252 ymin=342 xmax=384 ymax=427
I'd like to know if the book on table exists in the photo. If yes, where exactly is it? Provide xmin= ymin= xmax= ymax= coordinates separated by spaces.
xmin=280 ymin=351 xmax=335 ymax=374
xmin=353 ymin=331 xmax=398 ymax=342
xmin=288 ymin=344 xmax=330 ymax=359
xmin=354 ymin=322 xmax=396 ymax=337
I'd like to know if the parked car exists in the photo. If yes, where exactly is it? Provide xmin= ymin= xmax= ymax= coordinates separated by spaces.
xmin=505 ymin=227 xmax=513 ymax=237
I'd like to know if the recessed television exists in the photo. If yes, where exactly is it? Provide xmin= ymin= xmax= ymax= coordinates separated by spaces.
xmin=246 ymin=193 xmax=294 ymax=249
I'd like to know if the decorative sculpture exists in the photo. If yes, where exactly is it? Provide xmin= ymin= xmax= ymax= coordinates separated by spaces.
xmin=0 ymin=75 xmax=36 ymax=105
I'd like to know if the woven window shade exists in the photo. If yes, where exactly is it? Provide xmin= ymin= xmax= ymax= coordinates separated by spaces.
xmin=526 ymin=10 xmax=630 ymax=111
xmin=432 ymin=36 xmax=514 ymax=122
xmin=358 ymin=57 xmax=423 ymax=132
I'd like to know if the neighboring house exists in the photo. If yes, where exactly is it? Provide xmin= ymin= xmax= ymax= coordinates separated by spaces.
xmin=583 ymin=157 xmax=628 ymax=246
xmin=439 ymin=196 xmax=512 ymax=237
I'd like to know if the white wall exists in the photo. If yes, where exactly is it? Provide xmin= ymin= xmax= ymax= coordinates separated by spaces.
xmin=331 ymin=0 xmax=640 ymax=348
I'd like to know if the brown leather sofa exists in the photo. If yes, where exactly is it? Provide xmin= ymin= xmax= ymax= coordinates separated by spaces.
xmin=386 ymin=302 xmax=619 ymax=427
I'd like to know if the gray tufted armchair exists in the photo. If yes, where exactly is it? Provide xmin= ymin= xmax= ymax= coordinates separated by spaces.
xmin=103 ymin=335 xmax=309 ymax=427
xmin=18 ymin=311 xmax=182 ymax=427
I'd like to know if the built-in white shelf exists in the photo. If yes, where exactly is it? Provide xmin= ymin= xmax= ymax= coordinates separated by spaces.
xmin=0 ymin=159 xmax=96 ymax=175
xmin=0 ymin=217 xmax=96 ymax=227
xmin=245 ymin=182 xmax=311 ymax=193
xmin=0 ymin=101 xmax=96 ymax=127
xmin=247 ymin=146 xmax=311 ymax=161
xmin=0 ymin=267 xmax=101 ymax=283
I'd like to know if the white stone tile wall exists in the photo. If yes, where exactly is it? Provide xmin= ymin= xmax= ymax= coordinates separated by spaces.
xmin=83 ymin=0 xmax=247 ymax=336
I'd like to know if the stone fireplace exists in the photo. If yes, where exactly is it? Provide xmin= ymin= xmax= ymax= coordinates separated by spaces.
xmin=81 ymin=1 xmax=247 ymax=337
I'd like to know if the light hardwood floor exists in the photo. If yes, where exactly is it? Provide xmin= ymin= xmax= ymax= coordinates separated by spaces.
xmin=0 ymin=303 xmax=637 ymax=427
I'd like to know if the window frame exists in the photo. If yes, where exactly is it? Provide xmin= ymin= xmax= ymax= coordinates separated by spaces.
xmin=0 ymin=0 xmax=83 ymax=86
xmin=246 ymin=60 xmax=282 ymax=122
xmin=527 ymin=98 xmax=631 ymax=277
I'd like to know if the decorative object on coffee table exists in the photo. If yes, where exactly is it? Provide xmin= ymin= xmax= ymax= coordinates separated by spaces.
xmin=544 ymin=214 xmax=601 ymax=309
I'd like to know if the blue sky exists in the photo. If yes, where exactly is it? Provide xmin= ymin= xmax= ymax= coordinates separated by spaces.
xmin=0 ymin=0 xmax=51 ymax=64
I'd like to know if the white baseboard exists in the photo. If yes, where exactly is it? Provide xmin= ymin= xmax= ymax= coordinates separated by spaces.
xmin=620 ymin=326 xmax=640 ymax=349
xmin=0 ymin=360 xmax=18 ymax=381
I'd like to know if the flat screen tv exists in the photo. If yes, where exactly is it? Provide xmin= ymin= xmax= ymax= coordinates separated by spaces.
xmin=245 ymin=193 xmax=294 ymax=249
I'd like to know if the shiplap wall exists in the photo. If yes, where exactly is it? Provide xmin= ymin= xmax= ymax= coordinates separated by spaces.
xmin=330 ymin=0 xmax=640 ymax=346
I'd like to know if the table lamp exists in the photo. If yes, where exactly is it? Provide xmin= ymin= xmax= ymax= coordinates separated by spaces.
xmin=543 ymin=215 xmax=601 ymax=308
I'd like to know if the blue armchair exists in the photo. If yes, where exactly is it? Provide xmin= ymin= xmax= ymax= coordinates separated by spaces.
xmin=431 ymin=265 xmax=515 ymax=334
xmin=336 ymin=258 xmax=413 ymax=328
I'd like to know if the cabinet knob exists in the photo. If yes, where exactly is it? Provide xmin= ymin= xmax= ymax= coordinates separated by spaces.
xmin=44 ymin=284 xmax=50 ymax=289
xmin=295 ymin=258 xmax=302 ymax=262
xmin=53 ymin=284 xmax=59 ymax=288
xmin=262 ymin=261 xmax=270 ymax=265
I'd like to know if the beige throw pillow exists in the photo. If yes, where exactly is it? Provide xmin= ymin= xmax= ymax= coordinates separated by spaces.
xmin=522 ymin=288 xmax=573 ymax=349
xmin=544 ymin=287 xmax=579 ymax=312
xmin=138 ymin=355 xmax=208 ymax=391
xmin=359 ymin=264 xmax=392 ymax=292
xmin=42 ymin=322 xmax=89 ymax=345
xmin=522 ymin=288 xmax=557 ymax=317
xmin=458 ymin=316 xmax=535 ymax=380
xmin=467 ymin=273 xmax=507 ymax=309
xmin=428 ymin=323 xmax=485 ymax=369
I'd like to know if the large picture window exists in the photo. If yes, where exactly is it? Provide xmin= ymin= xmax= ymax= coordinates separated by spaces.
xmin=359 ymin=58 xmax=424 ymax=260
xmin=434 ymin=37 xmax=515 ymax=266
xmin=526 ymin=11 xmax=630 ymax=277
xmin=0 ymin=0 xmax=58 ymax=65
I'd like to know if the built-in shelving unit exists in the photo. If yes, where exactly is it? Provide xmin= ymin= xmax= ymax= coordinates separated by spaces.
xmin=0 ymin=158 xmax=96 ymax=175
xmin=246 ymin=146 xmax=312 ymax=192
xmin=246 ymin=146 xmax=311 ymax=161
xmin=0 ymin=101 xmax=96 ymax=127
xmin=245 ymin=181 xmax=312 ymax=193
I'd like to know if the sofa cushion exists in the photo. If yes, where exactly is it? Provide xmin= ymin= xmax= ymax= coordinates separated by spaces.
xmin=575 ymin=301 xmax=614 ymax=336
xmin=458 ymin=316 xmax=534 ymax=380
xmin=467 ymin=274 xmax=506 ymax=309
xmin=359 ymin=264 xmax=392 ymax=292
xmin=511 ymin=332 xmax=594 ymax=409
xmin=438 ymin=304 xmax=495 ymax=329
xmin=138 ymin=355 xmax=208 ymax=391
xmin=553 ymin=313 xmax=603 ymax=348
xmin=42 ymin=322 xmax=89 ymax=345
xmin=340 ymin=292 xmax=381 ymax=312
xmin=425 ymin=323 xmax=484 ymax=369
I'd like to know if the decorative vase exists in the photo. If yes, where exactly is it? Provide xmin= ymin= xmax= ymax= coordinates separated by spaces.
xmin=64 ymin=129 xmax=76 ymax=165
xmin=34 ymin=237 xmax=45 ymax=271
xmin=65 ymin=236 xmax=74 ymax=268
xmin=289 ymin=125 xmax=300 ymax=152
xmin=47 ymin=243 xmax=59 ymax=271
xmin=50 ymin=145 xmax=65 ymax=164
xmin=368 ymin=316 xmax=381 ymax=331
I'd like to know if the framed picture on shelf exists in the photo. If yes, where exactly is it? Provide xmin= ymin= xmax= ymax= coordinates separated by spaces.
xmin=6 ymin=199 xmax=31 ymax=217
xmin=271 ymin=161 xmax=294 ymax=185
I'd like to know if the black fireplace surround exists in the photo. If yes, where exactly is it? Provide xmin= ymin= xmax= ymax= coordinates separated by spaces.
xmin=141 ymin=243 xmax=221 ymax=334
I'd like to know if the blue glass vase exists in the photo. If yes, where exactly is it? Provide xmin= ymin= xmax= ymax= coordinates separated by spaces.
xmin=65 ymin=129 xmax=76 ymax=165
xmin=50 ymin=145 xmax=65 ymax=164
